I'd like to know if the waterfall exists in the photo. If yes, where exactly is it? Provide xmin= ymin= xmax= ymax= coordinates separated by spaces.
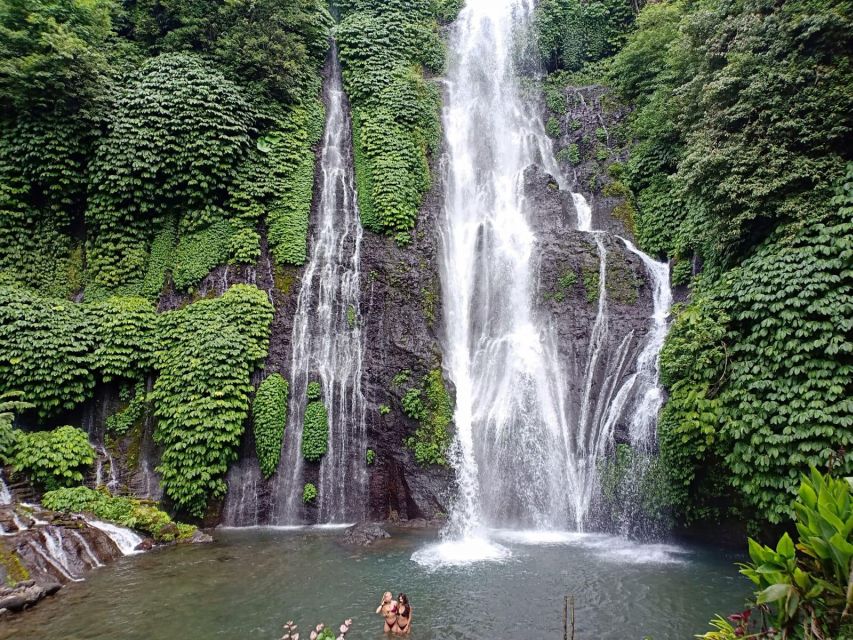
xmin=0 ymin=469 xmax=11 ymax=505
xmin=273 ymin=47 xmax=367 ymax=525
xmin=436 ymin=0 xmax=673 ymax=545
xmin=86 ymin=519 xmax=144 ymax=555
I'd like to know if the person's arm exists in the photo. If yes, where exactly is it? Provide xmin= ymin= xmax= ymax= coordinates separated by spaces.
xmin=405 ymin=610 xmax=412 ymax=635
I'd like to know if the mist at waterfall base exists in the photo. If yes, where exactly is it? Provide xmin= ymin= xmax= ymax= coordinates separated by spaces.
xmin=4 ymin=528 xmax=748 ymax=640
xmin=426 ymin=0 xmax=675 ymax=565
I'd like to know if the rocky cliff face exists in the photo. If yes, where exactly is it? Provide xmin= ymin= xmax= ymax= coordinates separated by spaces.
xmin=525 ymin=165 xmax=655 ymax=446
xmin=0 ymin=502 xmax=124 ymax=613
xmin=65 ymin=76 xmax=658 ymax=530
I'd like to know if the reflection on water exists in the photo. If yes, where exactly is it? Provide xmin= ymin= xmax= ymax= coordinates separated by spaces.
xmin=1 ymin=528 xmax=748 ymax=640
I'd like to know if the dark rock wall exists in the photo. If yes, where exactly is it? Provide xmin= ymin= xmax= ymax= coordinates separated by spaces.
xmin=62 ymin=76 xmax=659 ymax=529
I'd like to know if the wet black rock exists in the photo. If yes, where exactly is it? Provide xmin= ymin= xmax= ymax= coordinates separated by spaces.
xmin=342 ymin=522 xmax=390 ymax=546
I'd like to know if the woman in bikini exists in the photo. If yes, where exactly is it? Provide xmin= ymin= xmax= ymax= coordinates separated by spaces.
xmin=375 ymin=591 xmax=398 ymax=633
xmin=393 ymin=593 xmax=412 ymax=636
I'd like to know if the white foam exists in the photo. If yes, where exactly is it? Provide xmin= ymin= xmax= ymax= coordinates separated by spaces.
xmin=491 ymin=529 xmax=591 ymax=545
xmin=0 ymin=471 xmax=11 ymax=505
xmin=313 ymin=523 xmax=356 ymax=530
xmin=411 ymin=536 xmax=512 ymax=569
xmin=86 ymin=519 xmax=144 ymax=555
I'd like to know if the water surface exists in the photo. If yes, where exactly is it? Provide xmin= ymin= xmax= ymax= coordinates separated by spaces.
xmin=2 ymin=528 xmax=748 ymax=640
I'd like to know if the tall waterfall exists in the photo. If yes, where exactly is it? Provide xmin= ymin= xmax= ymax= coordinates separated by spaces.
xmin=273 ymin=49 xmax=367 ymax=525
xmin=437 ymin=0 xmax=672 ymax=544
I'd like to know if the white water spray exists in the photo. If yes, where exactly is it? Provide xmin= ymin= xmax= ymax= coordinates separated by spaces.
xmin=424 ymin=0 xmax=673 ymax=562
xmin=86 ymin=519 xmax=144 ymax=555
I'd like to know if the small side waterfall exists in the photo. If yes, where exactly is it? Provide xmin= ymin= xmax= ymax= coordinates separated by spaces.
xmin=0 ymin=470 xmax=12 ymax=505
xmin=86 ymin=519 xmax=144 ymax=555
xmin=432 ymin=0 xmax=673 ymax=551
xmin=273 ymin=48 xmax=367 ymax=524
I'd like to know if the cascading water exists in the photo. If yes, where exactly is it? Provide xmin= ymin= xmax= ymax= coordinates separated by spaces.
xmin=426 ymin=0 xmax=673 ymax=559
xmin=273 ymin=48 xmax=367 ymax=525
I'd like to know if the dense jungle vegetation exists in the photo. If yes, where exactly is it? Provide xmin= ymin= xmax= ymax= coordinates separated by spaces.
xmin=537 ymin=0 xmax=852 ymax=529
xmin=0 ymin=0 xmax=458 ymax=518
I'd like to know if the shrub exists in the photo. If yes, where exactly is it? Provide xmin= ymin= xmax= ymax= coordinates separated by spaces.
xmin=85 ymin=53 xmax=254 ymax=295
xmin=405 ymin=369 xmax=453 ymax=466
xmin=153 ymin=285 xmax=274 ymax=517
xmin=366 ymin=449 xmax=375 ymax=466
xmin=0 ymin=285 xmax=96 ymax=419
xmin=42 ymin=486 xmax=196 ymax=543
xmin=306 ymin=381 xmax=322 ymax=401
xmin=105 ymin=382 xmax=148 ymax=435
xmin=336 ymin=6 xmax=442 ymax=233
xmin=699 ymin=469 xmax=852 ymax=640
xmin=402 ymin=388 xmax=425 ymax=421
xmin=301 ymin=401 xmax=328 ymax=462
xmin=13 ymin=426 xmax=94 ymax=491
xmin=302 ymin=482 xmax=317 ymax=504
xmin=0 ymin=391 xmax=29 ymax=465
xmin=253 ymin=374 xmax=289 ymax=479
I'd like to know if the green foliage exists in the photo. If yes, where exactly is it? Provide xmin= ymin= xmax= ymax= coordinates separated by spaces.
xmin=301 ymin=401 xmax=329 ymax=462
xmin=610 ymin=0 xmax=852 ymax=269
xmin=306 ymin=381 xmax=322 ymax=402
xmin=42 ymin=486 xmax=196 ymax=543
xmin=557 ymin=143 xmax=581 ymax=166
xmin=133 ymin=0 xmax=331 ymax=103
xmin=536 ymin=0 xmax=639 ymax=72
xmin=402 ymin=388 xmax=425 ymax=421
xmin=405 ymin=369 xmax=453 ymax=466
xmin=13 ymin=426 xmax=94 ymax=491
xmin=581 ymin=264 xmax=600 ymax=304
xmin=698 ymin=469 xmax=852 ymax=640
xmin=392 ymin=370 xmax=411 ymax=387
xmin=546 ymin=116 xmax=562 ymax=138
xmin=546 ymin=268 xmax=578 ymax=303
xmin=658 ymin=295 xmax=731 ymax=523
xmin=716 ymin=214 xmax=853 ymax=523
xmin=140 ymin=217 xmax=177 ymax=299
xmin=659 ymin=204 xmax=852 ymax=524
xmin=336 ymin=4 xmax=442 ymax=233
xmin=302 ymin=482 xmax=317 ymax=503
xmin=366 ymin=448 xmax=375 ymax=466
xmin=106 ymin=382 xmax=148 ymax=435
xmin=0 ymin=285 xmax=96 ymax=418
xmin=172 ymin=219 xmax=232 ymax=292
xmin=0 ymin=391 xmax=30 ymax=465
xmin=261 ymin=101 xmax=327 ymax=266
xmin=253 ymin=374 xmax=289 ymax=479
xmin=378 ymin=404 xmax=391 ymax=416
xmin=88 ymin=296 xmax=158 ymax=381
xmin=152 ymin=285 xmax=274 ymax=517
xmin=434 ymin=0 xmax=463 ymax=24
xmin=0 ymin=0 xmax=116 ymax=298
xmin=86 ymin=53 xmax=254 ymax=296
xmin=598 ymin=444 xmax=674 ymax=533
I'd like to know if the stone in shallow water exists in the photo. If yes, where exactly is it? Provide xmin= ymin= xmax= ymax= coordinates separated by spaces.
xmin=341 ymin=523 xmax=390 ymax=547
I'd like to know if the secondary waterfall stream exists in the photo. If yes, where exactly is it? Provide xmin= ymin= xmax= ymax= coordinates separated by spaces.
xmin=272 ymin=49 xmax=367 ymax=525
xmin=425 ymin=0 xmax=673 ymax=561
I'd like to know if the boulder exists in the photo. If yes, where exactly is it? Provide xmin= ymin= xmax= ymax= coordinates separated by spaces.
xmin=341 ymin=522 xmax=390 ymax=547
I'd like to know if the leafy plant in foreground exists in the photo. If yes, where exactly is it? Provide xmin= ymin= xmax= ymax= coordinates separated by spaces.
xmin=698 ymin=469 xmax=853 ymax=640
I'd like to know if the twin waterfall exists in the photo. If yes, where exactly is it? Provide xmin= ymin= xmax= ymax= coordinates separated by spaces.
xmin=224 ymin=1 xmax=672 ymax=539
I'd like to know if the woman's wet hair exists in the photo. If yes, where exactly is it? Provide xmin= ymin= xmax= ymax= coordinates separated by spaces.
xmin=397 ymin=593 xmax=410 ymax=610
